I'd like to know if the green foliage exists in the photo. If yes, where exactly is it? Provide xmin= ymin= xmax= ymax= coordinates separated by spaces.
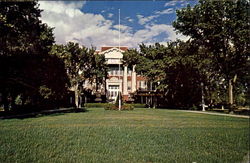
xmin=92 ymin=53 xmax=108 ymax=91
xmin=104 ymin=103 xmax=117 ymax=110
xmin=104 ymin=104 xmax=134 ymax=111
xmin=84 ymin=103 xmax=140 ymax=110
xmin=50 ymin=42 xmax=108 ymax=108
xmin=39 ymin=85 xmax=52 ymax=100
xmin=122 ymin=104 xmax=134 ymax=110
xmin=129 ymin=103 xmax=146 ymax=108
xmin=123 ymin=0 xmax=249 ymax=108
xmin=0 ymin=1 xmax=69 ymax=110
xmin=122 ymin=49 xmax=141 ymax=67
xmin=14 ymin=94 xmax=22 ymax=106
xmin=190 ymin=105 xmax=198 ymax=111
xmin=173 ymin=0 xmax=250 ymax=105
xmin=124 ymin=41 xmax=203 ymax=108
xmin=84 ymin=103 xmax=108 ymax=108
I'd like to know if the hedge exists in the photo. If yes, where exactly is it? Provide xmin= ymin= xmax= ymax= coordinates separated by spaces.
xmin=104 ymin=104 xmax=134 ymax=111
xmin=131 ymin=103 xmax=146 ymax=108
xmin=84 ymin=103 xmax=108 ymax=108
xmin=85 ymin=103 xmax=146 ymax=108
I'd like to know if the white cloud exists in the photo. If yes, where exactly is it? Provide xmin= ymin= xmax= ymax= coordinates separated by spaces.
xmin=137 ymin=14 xmax=159 ymax=25
xmin=113 ymin=24 xmax=132 ymax=32
xmin=155 ymin=8 xmax=174 ymax=15
xmin=137 ymin=8 xmax=174 ymax=25
xmin=39 ymin=1 xmax=188 ymax=49
xmin=133 ymin=24 xmax=189 ymax=45
xmin=125 ymin=16 xmax=134 ymax=23
xmin=128 ymin=18 xmax=133 ymax=22
xmin=108 ymin=13 xmax=113 ymax=18
xmin=164 ymin=1 xmax=188 ymax=8
xmin=164 ymin=1 xmax=178 ymax=7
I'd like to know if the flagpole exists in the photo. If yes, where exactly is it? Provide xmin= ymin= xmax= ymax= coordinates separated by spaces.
xmin=119 ymin=9 xmax=120 ymax=49
xmin=118 ymin=9 xmax=121 ymax=111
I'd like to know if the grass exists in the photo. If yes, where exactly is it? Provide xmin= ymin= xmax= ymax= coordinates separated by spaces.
xmin=0 ymin=108 xmax=249 ymax=163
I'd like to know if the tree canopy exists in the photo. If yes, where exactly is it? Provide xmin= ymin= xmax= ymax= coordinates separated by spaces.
xmin=0 ymin=1 xmax=69 ymax=111
xmin=50 ymin=42 xmax=107 ymax=108
xmin=173 ymin=0 xmax=250 ymax=106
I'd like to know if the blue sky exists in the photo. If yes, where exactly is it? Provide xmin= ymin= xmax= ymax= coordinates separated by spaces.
xmin=39 ymin=1 xmax=197 ymax=49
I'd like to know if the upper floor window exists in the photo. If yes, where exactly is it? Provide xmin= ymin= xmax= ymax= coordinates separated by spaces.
xmin=108 ymin=85 xmax=119 ymax=90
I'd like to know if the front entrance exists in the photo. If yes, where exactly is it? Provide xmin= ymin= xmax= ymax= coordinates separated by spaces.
xmin=108 ymin=85 xmax=120 ymax=101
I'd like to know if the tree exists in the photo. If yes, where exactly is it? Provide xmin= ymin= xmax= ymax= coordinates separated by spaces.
xmin=173 ymin=0 xmax=250 ymax=107
xmin=122 ymin=48 xmax=141 ymax=67
xmin=0 ymin=1 xmax=69 ymax=111
xmin=123 ymin=41 xmax=205 ymax=108
xmin=92 ymin=53 xmax=108 ymax=93
xmin=51 ymin=43 xmax=108 ymax=108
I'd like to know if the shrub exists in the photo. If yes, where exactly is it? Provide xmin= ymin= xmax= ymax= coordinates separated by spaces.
xmin=85 ymin=103 xmax=108 ymax=108
xmin=190 ymin=105 xmax=198 ymax=110
xmin=104 ymin=104 xmax=134 ymax=111
xmin=122 ymin=104 xmax=134 ymax=110
xmin=104 ymin=104 xmax=118 ymax=110
xmin=130 ymin=103 xmax=146 ymax=108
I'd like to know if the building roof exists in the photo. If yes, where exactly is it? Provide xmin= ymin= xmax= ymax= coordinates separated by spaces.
xmin=101 ymin=47 xmax=128 ymax=52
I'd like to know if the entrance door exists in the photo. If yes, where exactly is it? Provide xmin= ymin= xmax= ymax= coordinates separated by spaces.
xmin=108 ymin=85 xmax=120 ymax=101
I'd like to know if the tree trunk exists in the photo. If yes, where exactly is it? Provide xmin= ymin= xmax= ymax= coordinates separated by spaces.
xmin=201 ymin=82 xmax=205 ymax=111
xmin=79 ymin=95 xmax=82 ymax=108
xmin=96 ymin=76 xmax=98 ymax=92
xmin=104 ymin=76 xmax=107 ymax=102
xmin=74 ymin=83 xmax=79 ymax=108
xmin=228 ymin=79 xmax=233 ymax=105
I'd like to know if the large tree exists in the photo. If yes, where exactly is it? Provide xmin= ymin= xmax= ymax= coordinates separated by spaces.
xmin=51 ymin=42 xmax=107 ymax=108
xmin=92 ymin=53 xmax=108 ymax=93
xmin=173 ymin=0 xmax=250 ymax=106
xmin=123 ymin=41 xmax=205 ymax=108
xmin=0 ymin=1 xmax=69 ymax=111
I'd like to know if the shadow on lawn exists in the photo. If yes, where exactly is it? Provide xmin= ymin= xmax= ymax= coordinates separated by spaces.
xmin=0 ymin=108 xmax=88 ymax=120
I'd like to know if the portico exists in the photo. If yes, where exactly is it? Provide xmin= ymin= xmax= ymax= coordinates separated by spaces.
xmin=97 ymin=46 xmax=143 ymax=102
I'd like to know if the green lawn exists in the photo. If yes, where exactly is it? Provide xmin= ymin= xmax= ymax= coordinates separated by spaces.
xmin=0 ymin=108 xmax=249 ymax=163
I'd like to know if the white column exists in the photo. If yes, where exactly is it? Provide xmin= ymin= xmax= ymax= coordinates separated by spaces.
xmin=131 ymin=65 xmax=136 ymax=92
xmin=123 ymin=65 xmax=128 ymax=95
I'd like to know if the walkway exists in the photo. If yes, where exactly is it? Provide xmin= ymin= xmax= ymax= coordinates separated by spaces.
xmin=179 ymin=110 xmax=249 ymax=119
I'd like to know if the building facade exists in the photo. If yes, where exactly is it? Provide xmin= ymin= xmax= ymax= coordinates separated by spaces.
xmin=94 ymin=46 xmax=147 ymax=102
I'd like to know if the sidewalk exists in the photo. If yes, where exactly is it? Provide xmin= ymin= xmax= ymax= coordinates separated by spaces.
xmin=179 ymin=110 xmax=249 ymax=119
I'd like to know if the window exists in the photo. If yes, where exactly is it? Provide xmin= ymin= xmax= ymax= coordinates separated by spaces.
xmin=108 ymin=66 xmax=124 ymax=76
xmin=140 ymin=81 xmax=145 ymax=88
xmin=108 ymin=85 xmax=119 ymax=90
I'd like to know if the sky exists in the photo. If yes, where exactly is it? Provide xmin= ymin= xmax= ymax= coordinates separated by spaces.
xmin=39 ymin=1 xmax=197 ymax=50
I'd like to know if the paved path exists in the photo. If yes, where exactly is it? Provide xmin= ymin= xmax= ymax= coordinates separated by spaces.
xmin=179 ymin=110 xmax=249 ymax=119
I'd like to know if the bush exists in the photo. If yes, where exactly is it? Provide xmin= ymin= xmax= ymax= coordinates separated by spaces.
xmin=122 ymin=104 xmax=134 ymax=110
xmin=104 ymin=104 xmax=117 ymax=110
xmin=130 ymin=103 xmax=146 ymax=108
xmin=85 ymin=103 xmax=108 ymax=108
xmin=104 ymin=104 xmax=134 ymax=111
xmin=190 ymin=105 xmax=198 ymax=110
